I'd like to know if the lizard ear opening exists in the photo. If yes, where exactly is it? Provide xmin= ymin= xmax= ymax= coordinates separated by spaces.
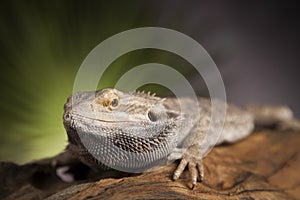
xmin=147 ymin=111 xmax=157 ymax=122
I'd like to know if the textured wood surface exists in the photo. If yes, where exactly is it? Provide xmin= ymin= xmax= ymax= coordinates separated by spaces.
xmin=1 ymin=130 xmax=300 ymax=200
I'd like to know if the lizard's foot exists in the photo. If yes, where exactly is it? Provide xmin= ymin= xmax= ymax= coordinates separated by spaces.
xmin=172 ymin=144 xmax=204 ymax=189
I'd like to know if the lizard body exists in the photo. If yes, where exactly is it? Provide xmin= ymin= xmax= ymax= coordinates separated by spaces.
xmin=63 ymin=88 xmax=299 ymax=188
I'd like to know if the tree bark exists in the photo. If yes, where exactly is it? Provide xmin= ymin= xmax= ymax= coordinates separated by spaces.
xmin=1 ymin=130 xmax=300 ymax=200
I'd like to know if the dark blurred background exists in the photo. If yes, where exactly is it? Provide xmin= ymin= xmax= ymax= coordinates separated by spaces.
xmin=0 ymin=1 xmax=299 ymax=163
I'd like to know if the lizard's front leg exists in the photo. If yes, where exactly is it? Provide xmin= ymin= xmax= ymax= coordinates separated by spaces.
xmin=172 ymin=144 xmax=204 ymax=189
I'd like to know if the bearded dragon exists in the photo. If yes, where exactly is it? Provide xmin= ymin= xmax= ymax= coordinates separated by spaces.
xmin=63 ymin=88 xmax=300 ymax=188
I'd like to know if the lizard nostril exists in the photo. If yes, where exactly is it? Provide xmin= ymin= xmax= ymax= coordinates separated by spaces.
xmin=147 ymin=111 xmax=157 ymax=122
xmin=64 ymin=113 xmax=71 ymax=122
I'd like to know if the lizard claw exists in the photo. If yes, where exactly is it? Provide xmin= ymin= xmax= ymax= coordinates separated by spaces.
xmin=173 ymin=147 xmax=204 ymax=189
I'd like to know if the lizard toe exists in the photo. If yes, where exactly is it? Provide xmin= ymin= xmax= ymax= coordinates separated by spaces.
xmin=188 ymin=156 xmax=204 ymax=189
xmin=173 ymin=158 xmax=187 ymax=180
xmin=173 ymin=152 xmax=204 ymax=189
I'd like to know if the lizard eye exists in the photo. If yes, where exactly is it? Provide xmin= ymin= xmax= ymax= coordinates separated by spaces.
xmin=96 ymin=90 xmax=120 ymax=109
xmin=110 ymin=98 xmax=119 ymax=108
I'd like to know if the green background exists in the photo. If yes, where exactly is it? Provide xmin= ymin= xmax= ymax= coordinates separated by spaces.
xmin=0 ymin=1 xmax=141 ymax=163
xmin=0 ymin=1 xmax=211 ymax=163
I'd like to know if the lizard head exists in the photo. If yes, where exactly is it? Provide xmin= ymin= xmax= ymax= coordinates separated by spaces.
xmin=63 ymin=88 xmax=192 ymax=172
xmin=63 ymin=88 xmax=173 ymax=124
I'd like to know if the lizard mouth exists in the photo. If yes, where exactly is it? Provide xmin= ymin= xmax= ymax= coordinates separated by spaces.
xmin=70 ymin=113 xmax=139 ymax=123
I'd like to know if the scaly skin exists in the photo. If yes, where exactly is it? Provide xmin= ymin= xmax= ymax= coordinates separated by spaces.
xmin=63 ymin=88 xmax=299 ymax=188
